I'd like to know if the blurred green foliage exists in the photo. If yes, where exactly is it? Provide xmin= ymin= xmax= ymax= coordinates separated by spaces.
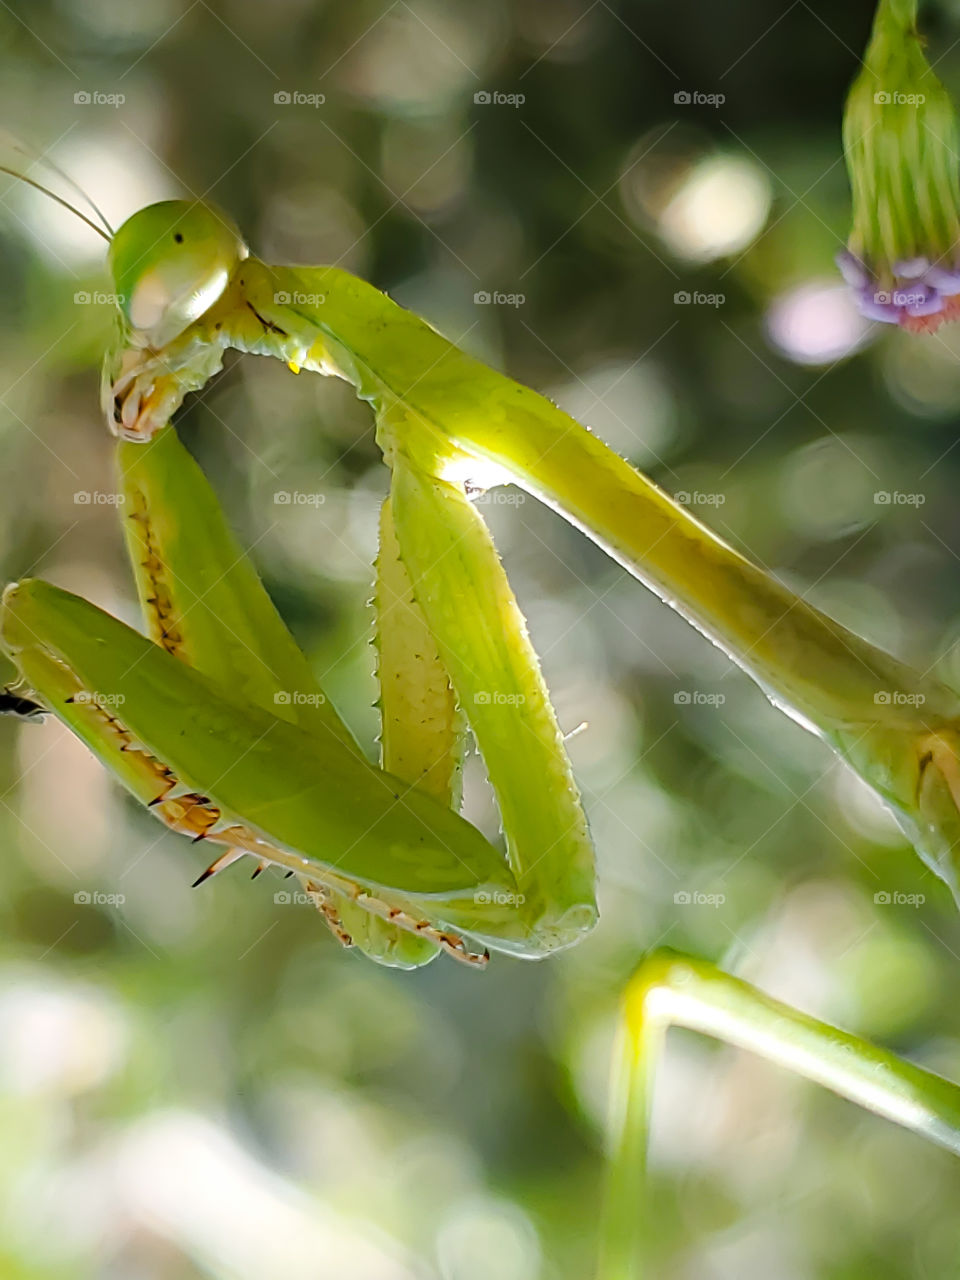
xmin=2 ymin=0 xmax=960 ymax=1276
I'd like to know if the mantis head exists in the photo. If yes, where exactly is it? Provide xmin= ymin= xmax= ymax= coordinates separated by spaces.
xmin=0 ymin=156 xmax=245 ymax=351
xmin=109 ymin=201 xmax=249 ymax=350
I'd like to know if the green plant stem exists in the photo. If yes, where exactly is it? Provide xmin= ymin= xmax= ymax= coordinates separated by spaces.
xmin=598 ymin=948 xmax=960 ymax=1280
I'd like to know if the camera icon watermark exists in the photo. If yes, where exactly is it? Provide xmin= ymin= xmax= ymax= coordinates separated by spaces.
xmin=673 ymin=290 xmax=725 ymax=308
xmin=274 ymin=889 xmax=318 ymax=905
xmin=74 ymin=490 xmax=125 ymax=506
xmin=474 ymin=690 xmax=526 ymax=706
xmin=674 ymin=689 xmax=726 ymax=707
xmin=873 ymin=90 xmax=925 ymax=106
xmin=874 ymin=690 xmax=925 ymax=707
xmin=473 ymin=489 xmax=526 ymax=506
xmin=71 ymin=690 xmax=125 ymax=708
xmin=875 ymin=289 xmax=926 ymax=308
xmin=673 ymin=89 xmax=725 ymax=107
xmin=674 ymin=490 xmax=725 ymax=506
xmin=273 ymin=490 xmax=325 ymax=506
xmin=74 ymin=290 xmax=124 ymax=306
xmin=273 ymin=290 xmax=324 ymax=306
xmin=274 ymin=90 xmax=325 ymax=107
xmin=873 ymin=490 xmax=925 ymax=507
xmin=74 ymin=889 xmax=126 ymax=906
xmin=473 ymin=289 xmax=525 ymax=307
xmin=874 ymin=889 xmax=925 ymax=906
xmin=74 ymin=90 xmax=125 ymax=108
xmin=474 ymin=90 xmax=525 ymax=107
xmin=274 ymin=690 xmax=326 ymax=707
xmin=674 ymin=889 xmax=726 ymax=906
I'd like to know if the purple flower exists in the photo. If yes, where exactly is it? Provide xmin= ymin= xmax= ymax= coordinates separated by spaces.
xmin=836 ymin=250 xmax=960 ymax=332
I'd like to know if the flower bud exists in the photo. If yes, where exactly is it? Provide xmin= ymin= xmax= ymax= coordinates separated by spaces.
xmin=841 ymin=0 xmax=960 ymax=332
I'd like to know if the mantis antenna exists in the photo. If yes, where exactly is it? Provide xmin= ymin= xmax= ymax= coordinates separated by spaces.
xmin=0 ymin=157 xmax=113 ymax=243
xmin=0 ymin=134 xmax=114 ymax=236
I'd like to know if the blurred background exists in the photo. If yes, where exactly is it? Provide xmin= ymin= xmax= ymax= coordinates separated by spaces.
xmin=1 ymin=0 xmax=960 ymax=1275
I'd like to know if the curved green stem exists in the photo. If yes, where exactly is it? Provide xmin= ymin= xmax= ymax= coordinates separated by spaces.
xmin=598 ymin=949 xmax=960 ymax=1279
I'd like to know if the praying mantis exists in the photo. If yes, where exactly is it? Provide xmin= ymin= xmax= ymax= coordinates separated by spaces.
xmin=4 ymin=15 xmax=960 ymax=1261
xmin=6 ymin=1 xmax=960 ymax=1274
xmin=4 ymin=181 xmax=960 ymax=975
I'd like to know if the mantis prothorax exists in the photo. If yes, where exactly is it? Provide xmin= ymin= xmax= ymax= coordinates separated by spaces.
xmin=5 ymin=179 xmax=960 ymax=971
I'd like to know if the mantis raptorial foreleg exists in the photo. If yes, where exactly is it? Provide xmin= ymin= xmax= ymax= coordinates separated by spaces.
xmin=118 ymin=427 xmax=456 ymax=966
xmin=2 ymin=418 xmax=598 ymax=963
xmin=3 ymin=428 xmax=524 ymax=965
xmin=1 ymin=573 xmax=514 ymax=901
xmin=387 ymin=448 xmax=596 ymax=951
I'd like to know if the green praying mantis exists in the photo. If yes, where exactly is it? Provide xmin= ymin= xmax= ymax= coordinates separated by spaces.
xmin=5 ymin=33 xmax=960 ymax=1264
xmin=4 ymin=174 xmax=960 ymax=974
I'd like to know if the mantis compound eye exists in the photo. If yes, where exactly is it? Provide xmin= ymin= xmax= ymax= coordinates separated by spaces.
xmin=108 ymin=200 xmax=248 ymax=350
